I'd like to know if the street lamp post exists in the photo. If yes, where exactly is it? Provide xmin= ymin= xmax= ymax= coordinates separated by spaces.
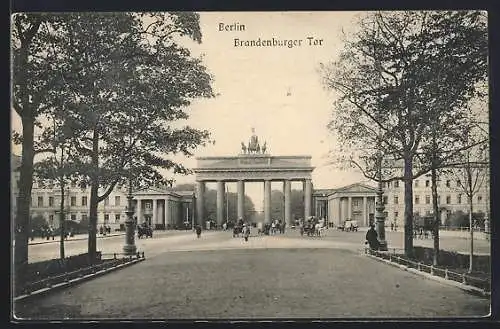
xmin=376 ymin=151 xmax=388 ymax=251
xmin=123 ymin=177 xmax=137 ymax=255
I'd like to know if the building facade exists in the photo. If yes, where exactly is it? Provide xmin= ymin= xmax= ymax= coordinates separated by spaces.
xmin=383 ymin=174 xmax=490 ymax=227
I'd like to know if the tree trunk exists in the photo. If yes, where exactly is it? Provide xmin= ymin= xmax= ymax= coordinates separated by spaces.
xmin=469 ymin=198 xmax=474 ymax=273
xmin=14 ymin=116 xmax=35 ymax=293
xmin=403 ymin=156 xmax=414 ymax=258
xmin=59 ymin=179 xmax=65 ymax=259
xmin=88 ymin=128 xmax=99 ymax=262
xmin=431 ymin=168 xmax=439 ymax=266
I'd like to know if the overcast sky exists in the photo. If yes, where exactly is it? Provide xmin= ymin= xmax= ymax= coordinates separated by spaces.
xmin=11 ymin=12 xmax=373 ymax=210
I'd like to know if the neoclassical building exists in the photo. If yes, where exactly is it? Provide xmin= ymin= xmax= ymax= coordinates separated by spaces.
xmin=312 ymin=184 xmax=379 ymax=228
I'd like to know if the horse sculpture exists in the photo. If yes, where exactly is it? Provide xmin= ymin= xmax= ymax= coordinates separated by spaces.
xmin=241 ymin=142 xmax=247 ymax=154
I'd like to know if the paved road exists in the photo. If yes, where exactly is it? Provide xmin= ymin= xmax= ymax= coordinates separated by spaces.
xmin=28 ymin=228 xmax=490 ymax=263
xmin=16 ymin=231 xmax=489 ymax=319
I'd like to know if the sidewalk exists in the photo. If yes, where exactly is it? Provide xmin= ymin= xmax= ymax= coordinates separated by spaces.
xmin=28 ymin=229 xmax=196 ymax=246
xmin=29 ymin=232 xmax=125 ymax=245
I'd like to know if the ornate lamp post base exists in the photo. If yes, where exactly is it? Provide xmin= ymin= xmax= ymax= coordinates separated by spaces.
xmin=123 ymin=243 xmax=137 ymax=255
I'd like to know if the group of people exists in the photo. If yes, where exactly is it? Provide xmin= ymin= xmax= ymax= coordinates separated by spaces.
xmin=299 ymin=216 xmax=326 ymax=237
xmin=99 ymin=225 xmax=111 ymax=235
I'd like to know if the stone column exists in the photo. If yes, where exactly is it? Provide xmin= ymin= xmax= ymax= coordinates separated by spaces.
xmin=165 ymin=198 xmax=171 ymax=228
xmin=304 ymin=179 xmax=312 ymax=219
xmin=338 ymin=198 xmax=342 ymax=225
xmin=196 ymin=181 xmax=205 ymax=229
xmin=363 ymin=196 xmax=368 ymax=226
xmin=152 ymin=198 xmax=157 ymax=228
xmin=284 ymin=180 xmax=292 ymax=226
xmin=264 ymin=180 xmax=272 ymax=224
xmin=347 ymin=196 xmax=352 ymax=221
xmin=136 ymin=198 xmax=142 ymax=223
xmin=237 ymin=180 xmax=245 ymax=220
xmin=216 ymin=181 xmax=225 ymax=227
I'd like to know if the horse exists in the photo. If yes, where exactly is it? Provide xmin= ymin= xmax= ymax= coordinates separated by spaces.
xmin=137 ymin=225 xmax=153 ymax=239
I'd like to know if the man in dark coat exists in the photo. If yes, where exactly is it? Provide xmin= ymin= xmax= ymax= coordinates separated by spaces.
xmin=365 ymin=224 xmax=380 ymax=250
xmin=195 ymin=225 xmax=202 ymax=238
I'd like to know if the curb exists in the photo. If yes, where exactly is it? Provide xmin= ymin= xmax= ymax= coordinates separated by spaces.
xmin=29 ymin=233 xmax=125 ymax=246
xmin=14 ymin=257 xmax=145 ymax=302
xmin=365 ymin=253 xmax=490 ymax=298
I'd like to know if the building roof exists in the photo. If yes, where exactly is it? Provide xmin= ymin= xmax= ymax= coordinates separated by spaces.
xmin=314 ymin=183 xmax=378 ymax=197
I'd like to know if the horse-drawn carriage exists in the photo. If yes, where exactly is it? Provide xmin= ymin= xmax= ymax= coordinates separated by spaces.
xmin=343 ymin=220 xmax=358 ymax=232
xmin=233 ymin=225 xmax=243 ymax=237
xmin=414 ymin=216 xmax=435 ymax=239
xmin=137 ymin=225 xmax=153 ymax=239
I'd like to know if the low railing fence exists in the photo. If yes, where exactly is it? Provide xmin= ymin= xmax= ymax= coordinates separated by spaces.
xmin=365 ymin=248 xmax=490 ymax=294
xmin=19 ymin=252 xmax=145 ymax=297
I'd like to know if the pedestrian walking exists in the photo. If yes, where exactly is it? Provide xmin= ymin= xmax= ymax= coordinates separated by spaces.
xmin=195 ymin=225 xmax=202 ymax=238
xmin=243 ymin=224 xmax=251 ymax=242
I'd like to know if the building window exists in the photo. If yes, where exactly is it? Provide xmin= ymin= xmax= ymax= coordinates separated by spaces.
xmin=394 ymin=211 xmax=398 ymax=218
xmin=115 ymin=196 xmax=121 ymax=206
xmin=49 ymin=214 xmax=54 ymax=226
xmin=82 ymin=196 xmax=87 ymax=206
xmin=49 ymin=196 xmax=54 ymax=207
xmin=478 ymin=195 xmax=483 ymax=203
xmin=456 ymin=180 xmax=461 ymax=187
xmin=425 ymin=195 xmax=430 ymax=204
xmin=394 ymin=196 xmax=399 ymax=204
xmin=104 ymin=214 xmax=109 ymax=223
xmin=104 ymin=197 xmax=109 ymax=206
xmin=394 ymin=181 xmax=399 ymax=188
xmin=71 ymin=214 xmax=76 ymax=221
xmin=145 ymin=202 xmax=152 ymax=209
xmin=446 ymin=196 xmax=451 ymax=204
xmin=383 ymin=196 xmax=388 ymax=205
xmin=415 ymin=195 xmax=420 ymax=204
xmin=425 ymin=180 xmax=430 ymax=187
xmin=457 ymin=194 xmax=462 ymax=204
xmin=415 ymin=180 xmax=419 ymax=187
xmin=71 ymin=196 xmax=77 ymax=206
xmin=352 ymin=200 xmax=359 ymax=207
xmin=446 ymin=180 xmax=450 ymax=187
xmin=438 ymin=195 xmax=441 ymax=204
xmin=386 ymin=181 xmax=391 ymax=188
xmin=115 ymin=214 xmax=121 ymax=223
xmin=37 ymin=196 xmax=43 ymax=207
xmin=81 ymin=214 xmax=88 ymax=222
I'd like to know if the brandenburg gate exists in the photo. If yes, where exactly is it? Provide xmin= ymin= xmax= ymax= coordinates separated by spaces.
xmin=193 ymin=130 xmax=314 ymax=227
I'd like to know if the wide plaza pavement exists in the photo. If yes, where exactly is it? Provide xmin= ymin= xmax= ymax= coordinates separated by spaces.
xmin=16 ymin=228 xmax=490 ymax=319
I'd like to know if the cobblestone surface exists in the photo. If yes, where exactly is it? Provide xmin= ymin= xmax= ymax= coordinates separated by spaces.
xmin=15 ymin=233 xmax=490 ymax=319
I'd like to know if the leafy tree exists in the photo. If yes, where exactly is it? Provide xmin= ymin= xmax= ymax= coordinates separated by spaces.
xmin=33 ymin=111 xmax=80 ymax=259
xmin=35 ymin=13 xmax=215 ymax=260
xmin=12 ymin=13 xmax=71 ymax=288
xmin=320 ymin=11 xmax=487 ymax=257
